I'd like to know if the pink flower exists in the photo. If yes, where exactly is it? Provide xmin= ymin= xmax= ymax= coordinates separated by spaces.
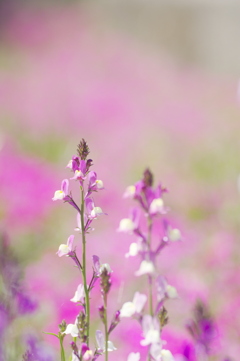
xmin=52 ymin=179 xmax=69 ymax=201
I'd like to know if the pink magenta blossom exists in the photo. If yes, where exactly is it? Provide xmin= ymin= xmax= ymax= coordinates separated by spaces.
xmin=88 ymin=171 xmax=104 ymax=192
xmin=120 ymin=292 xmax=147 ymax=317
xmin=85 ymin=197 xmax=105 ymax=220
xmin=52 ymin=179 xmax=69 ymax=201
xmin=56 ymin=235 xmax=74 ymax=257
xmin=70 ymin=284 xmax=85 ymax=303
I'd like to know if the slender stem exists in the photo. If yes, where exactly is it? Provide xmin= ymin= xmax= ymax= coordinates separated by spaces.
xmin=104 ymin=295 xmax=109 ymax=361
xmin=59 ymin=337 xmax=65 ymax=361
xmin=80 ymin=187 xmax=90 ymax=346
xmin=147 ymin=215 xmax=153 ymax=361
xmin=147 ymin=216 xmax=154 ymax=317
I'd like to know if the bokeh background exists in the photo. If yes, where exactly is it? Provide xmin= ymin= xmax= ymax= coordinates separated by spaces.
xmin=0 ymin=0 xmax=240 ymax=360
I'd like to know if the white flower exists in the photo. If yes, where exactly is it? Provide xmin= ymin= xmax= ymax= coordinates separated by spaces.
xmin=166 ymin=285 xmax=178 ymax=299
xmin=70 ymin=284 xmax=85 ymax=303
xmin=56 ymin=235 xmax=74 ymax=257
xmin=161 ymin=349 xmax=175 ymax=361
xmin=63 ymin=323 xmax=79 ymax=337
xmin=83 ymin=350 xmax=93 ymax=361
xmin=168 ymin=228 xmax=181 ymax=242
xmin=52 ymin=179 xmax=69 ymax=201
xmin=95 ymin=179 xmax=104 ymax=190
xmin=125 ymin=242 xmax=139 ymax=258
xmin=127 ymin=352 xmax=141 ymax=361
xmin=123 ymin=185 xmax=136 ymax=198
xmin=156 ymin=276 xmax=178 ymax=301
xmin=140 ymin=315 xmax=160 ymax=346
xmin=135 ymin=260 xmax=155 ymax=276
xmin=120 ymin=292 xmax=147 ymax=317
xmin=95 ymin=330 xmax=117 ymax=352
xmin=149 ymin=198 xmax=164 ymax=215
xmin=117 ymin=218 xmax=136 ymax=233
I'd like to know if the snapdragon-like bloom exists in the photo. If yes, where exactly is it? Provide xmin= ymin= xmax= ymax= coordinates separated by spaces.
xmin=88 ymin=171 xmax=104 ymax=191
xmin=140 ymin=315 xmax=161 ymax=346
xmin=95 ymin=330 xmax=117 ymax=352
xmin=56 ymin=235 xmax=74 ymax=257
xmin=156 ymin=276 xmax=178 ymax=302
xmin=70 ymin=284 xmax=85 ymax=303
xmin=123 ymin=185 xmax=136 ymax=199
xmin=63 ymin=322 xmax=79 ymax=337
xmin=92 ymin=255 xmax=112 ymax=276
xmin=163 ymin=220 xmax=181 ymax=242
xmin=149 ymin=198 xmax=165 ymax=215
xmin=85 ymin=197 xmax=105 ymax=219
xmin=120 ymin=292 xmax=147 ymax=317
xmin=127 ymin=352 xmax=141 ymax=361
xmin=52 ymin=179 xmax=69 ymax=201
xmin=117 ymin=208 xmax=140 ymax=233
xmin=135 ymin=260 xmax=155 ymax=276
xmin=125 ymin=242 xmax=140 ymax=258
xmin=70 ymin=160 xmax=87 ymax=182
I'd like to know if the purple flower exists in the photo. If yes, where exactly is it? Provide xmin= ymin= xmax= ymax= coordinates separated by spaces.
xmin=52 ymin=179 xmax=69 ymax=201
xmin=56 ymin=235 xmax=74 ymax=257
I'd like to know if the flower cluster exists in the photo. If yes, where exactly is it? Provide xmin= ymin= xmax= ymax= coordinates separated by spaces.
xmin=118 ymin=169 xmax=181 ymax=361
xmin=48 ymin=140 xmax=119 ymax=361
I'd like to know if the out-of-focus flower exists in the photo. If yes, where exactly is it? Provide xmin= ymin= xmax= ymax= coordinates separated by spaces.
xmin=156 ymin=276 xmax=178 ymax=302
xmin=95 ymin=330 xmax=117 ymax=352
xmin=127 ymin=352 xmax=141 ymax=361
xmin=140 ymin=315 xmax=161 ymax=346
xmin=135 ymin=260 xmax=155 ymax=276
xmin=117 ymin=208 xmax=140 ymax=233
xmin=70 ymin=284 xmax=85 ymax=303
xmin=120 ymin=292 xmax=147 ymax=317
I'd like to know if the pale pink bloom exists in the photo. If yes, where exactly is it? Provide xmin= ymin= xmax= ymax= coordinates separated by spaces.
xmin=95 ymin=330 xmax=117 ymax=352
xmin=123 ymin=185 xmax=136 ymax=198
xmin=70 ymin=284 xmax=85 ymax=303
xmin=63 ymin=323 xmax=79 ymax=337
xmin=156 ymin=276 xmax=178 ymax=301
xmin=127 ymin=352 xmax=141 ymax=361
xmin=117 ymin=207 xmax=140 ymax=233
xmin=52 ymin=179 xmax=69 ymax=201
xmin=135 ymin=260 xmax=155 ymax=276
xmin=125 ymin=242 xmax=139 ymax=258
xmin=56 ymin=235 xmax=74 ymax=257
xmin=140 ymin=315 xmax=161 ymax=347
xmin=83 ymin=350 xmax=93 ymax=361
xmin=120 ymin=292 xmax=147 ymax=317
xmin=149 ymin=198 xmax=165 ymax=215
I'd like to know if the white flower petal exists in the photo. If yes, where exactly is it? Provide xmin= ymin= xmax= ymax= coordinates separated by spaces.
xmin=127 ymin=352 xmax=141 ymax=361
xmin=120 ymin=302 xmax=136 ymax=317
xmin=135 ymin=260 xmax=155 ymax=276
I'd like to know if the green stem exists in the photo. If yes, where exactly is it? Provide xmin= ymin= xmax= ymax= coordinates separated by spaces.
xmin=81 ymin=187 xmax=90 ymax=346
xmin=147 ymin=216 xmax=153 ymax=317
xmin=104 ymin=295 xmax=108 ymax=361
xmin=59 ymin=337 xmax=65 ymax=361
